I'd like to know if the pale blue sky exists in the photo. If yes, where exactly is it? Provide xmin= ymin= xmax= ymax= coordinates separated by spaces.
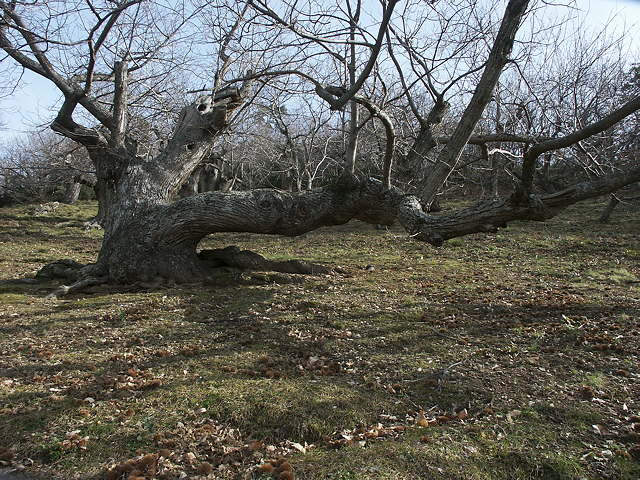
xmin=1 ymin=0 xmax=639 ymax=142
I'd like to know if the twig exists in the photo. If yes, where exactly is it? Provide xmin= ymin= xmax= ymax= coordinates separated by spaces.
xmin=404 ymin=353 xmax=475 ymax=386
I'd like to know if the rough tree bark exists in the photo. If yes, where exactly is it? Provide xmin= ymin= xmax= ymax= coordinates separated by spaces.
xmin=25 ymin=92 xmax=640 ymax=294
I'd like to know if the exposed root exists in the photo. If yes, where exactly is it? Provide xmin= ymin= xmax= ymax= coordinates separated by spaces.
xmin=199 ymin=246 xmax=332 ymax=275
xmin=38 ymin=246 xmax=332 ymax=298
xmin=36 ymin=259 xmax=86 ymax=282
xmin=37 ymin=260 xmax=109 ymax=298
xmin=46 ymin=276 xmax=109 ymax=299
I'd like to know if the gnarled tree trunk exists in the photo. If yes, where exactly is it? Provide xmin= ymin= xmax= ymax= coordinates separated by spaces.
xmin=40 ymin=84 xmax=261 ymax=287
xmin=4 ymin=0 xmax=640 ymax=300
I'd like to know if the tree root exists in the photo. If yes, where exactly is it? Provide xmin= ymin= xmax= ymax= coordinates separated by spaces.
xmin=36 ymin=259 xmax=87 ymax=282
xmin=36 ymin=260 xmax=109 ymax=298
xmin=46 ymin=276 xmax=109 ymax=299
xmin=198 ymin=245 xmax=332 ymax=275
xmin=36 ymin=246 xmax=332 ymax=298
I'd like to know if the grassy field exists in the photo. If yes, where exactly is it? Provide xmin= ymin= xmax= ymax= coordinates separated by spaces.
xmin=0 ymin=199 xmax=639 ymax=480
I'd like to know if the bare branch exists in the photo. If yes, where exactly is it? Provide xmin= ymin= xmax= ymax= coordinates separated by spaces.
xmin=519 ymin=94 xmax=640 ymax=196
xmin=111 ymin=60 xmax=128 ymax=148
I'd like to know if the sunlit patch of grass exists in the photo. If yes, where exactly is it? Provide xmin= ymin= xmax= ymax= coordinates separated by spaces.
xmin=584 ymin=268 xmax=638 ymax=285
xmin=583 ymin=372 xmax=607 ymax=389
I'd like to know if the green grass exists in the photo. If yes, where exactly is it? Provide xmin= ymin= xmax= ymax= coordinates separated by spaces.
xmin=0 ymin=199 xmax=639 ymax=479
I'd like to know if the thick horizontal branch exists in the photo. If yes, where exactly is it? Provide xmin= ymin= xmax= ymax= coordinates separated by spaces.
xmin=402 ymin=164 xmax=640 ymax=245
xmin=156 ymin=180 xmax=397 ymax=247
xmin=154 ymin=161 xmax=640 ymax=250
xmin=435 ymin=133 xmax=550 ymax=145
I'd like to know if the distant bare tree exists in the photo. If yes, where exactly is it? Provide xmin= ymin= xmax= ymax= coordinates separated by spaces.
xmin=0 ymin=131 xmax=94 ymax=204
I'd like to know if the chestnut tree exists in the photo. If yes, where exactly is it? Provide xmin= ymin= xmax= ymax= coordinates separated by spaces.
xmin=1 ymin=0 xmax=638 ymax=295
